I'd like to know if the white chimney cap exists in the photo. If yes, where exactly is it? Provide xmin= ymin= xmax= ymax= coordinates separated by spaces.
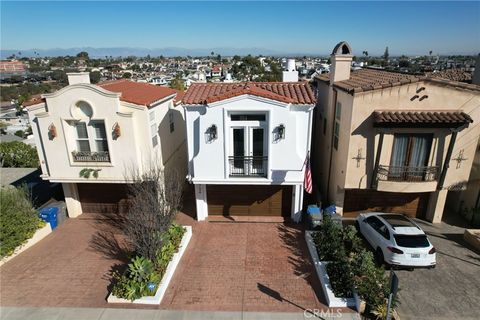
xmin=67 ymin=72 xmax=91 ymax=85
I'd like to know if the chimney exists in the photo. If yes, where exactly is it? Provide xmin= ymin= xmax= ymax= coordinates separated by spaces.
xmin=472 ymin=54 xmax=480 ymax=85
xmin=67 ymin=72 xmax=91 ymax=85
xmin=329 ymin=41 xmax=353 ymax=83
xmin=282 ymin=58 xmax=298 ymax=82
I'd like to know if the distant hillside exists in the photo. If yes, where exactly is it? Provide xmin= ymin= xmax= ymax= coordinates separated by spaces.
xmin=0 ymin=47 xmax=326 ymax=58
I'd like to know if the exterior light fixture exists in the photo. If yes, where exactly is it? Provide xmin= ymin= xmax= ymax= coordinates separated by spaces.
xmin=208 ymin=124 xmax=217 ymax=141
xmin=112 ymin=122 xmax=121 ymax=139
xmin=277 ymin=124 xmax=285 ymax=140
xmin=48 ymin=123 xmax=57 ymax=139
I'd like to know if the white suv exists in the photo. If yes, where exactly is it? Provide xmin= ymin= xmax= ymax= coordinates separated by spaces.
xmin=356 ymin=212 xmax=436 ymax=269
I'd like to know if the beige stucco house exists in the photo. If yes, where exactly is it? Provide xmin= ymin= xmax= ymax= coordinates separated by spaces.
xmin=312 ymin=42 xmax=480 ymax=223
xmin=26 ymin=73 xmax=187 ymax=217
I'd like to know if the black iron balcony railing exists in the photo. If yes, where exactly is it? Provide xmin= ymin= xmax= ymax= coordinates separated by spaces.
xmin=72 ymin=151 xmax=110 ymax=162
xmin=377 ymin=165 xmax=440 ymax=182
xmin=228 ymin=156 xmax=268 ymax=177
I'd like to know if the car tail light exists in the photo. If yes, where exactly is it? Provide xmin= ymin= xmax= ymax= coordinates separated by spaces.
xmin=429 ymin=247 xmax=436 ymax=254
xmin=387 ymin=246 xmax=404 ymax=254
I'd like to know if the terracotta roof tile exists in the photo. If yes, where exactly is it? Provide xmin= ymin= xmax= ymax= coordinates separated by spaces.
xmin=427 ymin=69 xmax=472 ymax=82
xmin=22 ymin=94 xmax=45 ymax=107
xmin=373 ymin=110 xmax=473 ymax=128
xmin=98 ymin=79 xmax=178 ymax=107
xmin=183 ymin=82 xmax=316 ymax=105
xmin=317 ymin=68 xmax=480 ymax=94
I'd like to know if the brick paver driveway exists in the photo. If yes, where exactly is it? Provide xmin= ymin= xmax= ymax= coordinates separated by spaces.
xmin=0 ymin=213 xmax=129 ymax=307
xmin=162 ymin=217 xmax=333 ymax=312
xmin=0 ymin=205 xmax=339 ymax=313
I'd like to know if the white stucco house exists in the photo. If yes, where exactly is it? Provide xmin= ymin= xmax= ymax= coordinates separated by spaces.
xmin=26 ymin=72 xmax=187 ymax=217
xmin=182 ymin=81 xmax=316 ymax=222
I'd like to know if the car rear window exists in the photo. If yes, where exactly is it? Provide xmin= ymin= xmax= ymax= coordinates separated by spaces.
xmin=394 ymin=235 xmax=430 ymax=248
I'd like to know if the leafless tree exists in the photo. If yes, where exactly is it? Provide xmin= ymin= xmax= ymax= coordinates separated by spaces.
xmin=123 ymin=164 xmax=183 ymax=260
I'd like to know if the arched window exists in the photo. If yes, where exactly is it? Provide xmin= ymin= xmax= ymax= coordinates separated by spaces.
xmin=75 ymin=101 xmax=93 ymax=118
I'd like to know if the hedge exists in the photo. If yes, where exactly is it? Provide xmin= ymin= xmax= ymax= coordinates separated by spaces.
xmin=0 ymin=141 xmax=39 ymax=168
xmin=0 ymin=186 xmax=44 ymax=258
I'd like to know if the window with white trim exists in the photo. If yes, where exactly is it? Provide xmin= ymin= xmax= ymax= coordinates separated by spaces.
xmin=151 ymin=123 xmax=158 ymax=147
xmin=71 ymin=120 xmax=110 ymax=162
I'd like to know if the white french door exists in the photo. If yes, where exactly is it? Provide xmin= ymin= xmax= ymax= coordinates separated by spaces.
xmin=230 ymin=126 xmax=267 ymax=176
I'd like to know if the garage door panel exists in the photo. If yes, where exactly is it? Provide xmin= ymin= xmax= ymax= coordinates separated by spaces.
xmin=343 ymin=189 xmax=429 ymax=219
xmin=207 ymin=185 xmax=292 ymax=216
xmin=78 ymin=183 xmax=128 ymax=214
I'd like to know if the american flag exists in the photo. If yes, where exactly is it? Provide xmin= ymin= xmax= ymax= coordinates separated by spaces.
xmin=304 ymin=154 xmax=312 ymax=194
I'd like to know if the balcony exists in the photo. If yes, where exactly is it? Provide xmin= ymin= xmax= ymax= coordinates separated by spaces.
xmin=376 ymin=165 xmax=440 ymax=193
xmin=72 ymin=151 xmax=110 ymax=162
xmin=228 ymin=156 xmax=267 ymax=177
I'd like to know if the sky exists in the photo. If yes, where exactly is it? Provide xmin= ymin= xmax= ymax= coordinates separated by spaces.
xmin=1 ymin=1 xmax=479 ymax=56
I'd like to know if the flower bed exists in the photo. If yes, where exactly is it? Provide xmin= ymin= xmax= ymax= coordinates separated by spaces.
xmin=305 ymin=217 xmax=392 ymax=317
xmin=107 ymin=225 xmax=192 ymax=305
xmin=305 ymin=230 xmax=360 ymax=309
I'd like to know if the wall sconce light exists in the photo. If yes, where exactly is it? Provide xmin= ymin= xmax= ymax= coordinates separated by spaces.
xmin=48 ymin=123 xmax=57 ymax=140
xmin=112 ymin=122 xmax=121 ymax=139
xmin=207 ymin=124 xmax=217 ymax=142
xmin=277 ymin=124 xmax=285 ymax=140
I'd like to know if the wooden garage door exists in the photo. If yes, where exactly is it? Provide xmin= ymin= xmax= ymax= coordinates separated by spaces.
xmin=343 ymin=189 xmax=429 ymax=219
xmin=207 ymin=185 xmax=292 ymax=216
xmin=78 ymin=183 xmax=128 ymax=213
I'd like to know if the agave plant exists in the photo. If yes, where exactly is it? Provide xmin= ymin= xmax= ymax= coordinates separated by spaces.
xmin=128 ymin=256 xmax=154 ymax=283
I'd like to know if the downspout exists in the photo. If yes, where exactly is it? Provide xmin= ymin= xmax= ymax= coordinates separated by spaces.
xmin=437 ymin=129 xmax=458 ymax=190
xmin=370 ymin=131 xmax=385 ymax=189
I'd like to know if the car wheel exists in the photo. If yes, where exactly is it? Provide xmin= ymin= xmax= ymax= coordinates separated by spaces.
xmin=429 ymin=265 xmax=436 ymax=269
xmin=375 ymin=248 xmax=385 ymax=266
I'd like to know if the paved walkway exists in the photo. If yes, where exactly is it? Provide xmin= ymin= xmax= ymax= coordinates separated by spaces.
xmin=0 ymin=307 xmax=361 ymax=320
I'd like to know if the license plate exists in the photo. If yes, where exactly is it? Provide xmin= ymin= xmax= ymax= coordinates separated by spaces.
xmin=411 ymin=254 xmax=420 ymax=258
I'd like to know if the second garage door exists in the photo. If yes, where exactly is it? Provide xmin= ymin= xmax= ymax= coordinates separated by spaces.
xmin=78 ymin=183 xmax=129 ymax=213
xmin=343 ymin=189 xmax=430 ymax=219
xmin=207 ymin=185 xmax=292 ymax=217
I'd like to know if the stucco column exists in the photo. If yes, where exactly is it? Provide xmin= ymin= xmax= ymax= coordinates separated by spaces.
xmin=291 ymin=184 xmax=304 ymax=223
xmin=61 ymin=183 xmax=82 ymax=218
xmin=425 ymin=189 xmax=448 ymax=223
xmin=194 ymin=184 xmax=208 ymax=221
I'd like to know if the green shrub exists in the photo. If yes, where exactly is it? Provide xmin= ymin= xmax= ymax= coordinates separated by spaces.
xmin=0 ymin=186 xmax=44 ymax=258
xmin=112 ymin=224 xmax=185 ymax=301
xmin=352 ymin=250 xmax=390 ymax=312
xmin=313 ymin=219 xmax=390 ymax=313
xmin=0 ymin=141 xmax=39 ymax=168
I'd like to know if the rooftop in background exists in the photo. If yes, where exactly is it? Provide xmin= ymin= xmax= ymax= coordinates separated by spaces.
xmin=427 ymin=69 xmax=472 ymax=82
xmin=0 ymin=60 xmax=25 ymax=73
xmin=98 ymin=79 xmax=179 ymax=107
xmin=183 ymin=82 xmax=316 ymax=105
xmin=316 ymin=68 xmax=480 ymax=94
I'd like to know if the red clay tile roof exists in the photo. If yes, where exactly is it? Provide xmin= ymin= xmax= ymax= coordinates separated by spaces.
xmin=317 ymin=68 xmax=480 ymax=94
xmin=373 ymin=110 xmax=473 ymax=128
xmin=426 ymin=69 xmax=472 ymax=82
xmin=316 ymin=68 xmax=420 ymax=93
xmin=99 ymin=79 xmax=178 ymax=107
xmin=183 ymin=82 xmax=316 ymax=105
xmin=22 ymin=94 xmax=45 ymax=107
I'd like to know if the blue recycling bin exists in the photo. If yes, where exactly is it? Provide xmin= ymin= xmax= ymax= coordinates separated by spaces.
xmin=38 ymin=207 xmax=59 ymax=230
xmin=307 ymin=205 xmax=322 ymax=229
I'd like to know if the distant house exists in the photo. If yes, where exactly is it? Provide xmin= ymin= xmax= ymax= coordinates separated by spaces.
xmin=0 ymin=60 xmax=26 ymax=79
xmin=182 ymin=81 xmax=316 ymax=221
xmin=26 ymin=73 xmax=187 ymax=217
xmin=312 ymin=41 xmax=480 ymax=223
